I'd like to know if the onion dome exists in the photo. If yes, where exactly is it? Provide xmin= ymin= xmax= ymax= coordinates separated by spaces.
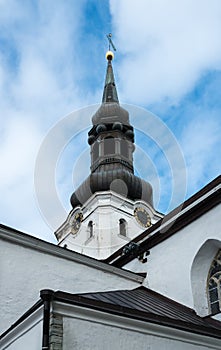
xmin=70 ymin=169 xmax=153 ymax=208
xmin=92 ymin=102 xmax=129 ymax=126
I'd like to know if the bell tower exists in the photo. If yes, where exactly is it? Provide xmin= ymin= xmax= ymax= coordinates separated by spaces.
xmin=55 ymin=50 xmax=163 ymax=259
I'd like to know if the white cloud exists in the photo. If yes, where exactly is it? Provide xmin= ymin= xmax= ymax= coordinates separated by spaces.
xmin=110 ymin=0 xmax=221 ymax=105
xmin=0 ymin=117 xmax=40 ymax=184
xmin=0 ymin=1 xmax=89 ymax=239
xmin=0 ymin=116 xmax=52 ymax=239
xmin=181 ymin=109 xmax=221 ymax=194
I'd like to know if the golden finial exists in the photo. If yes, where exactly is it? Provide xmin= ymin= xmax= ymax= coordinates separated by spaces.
xmin=106 ymin=50 xmax=114 ymax=60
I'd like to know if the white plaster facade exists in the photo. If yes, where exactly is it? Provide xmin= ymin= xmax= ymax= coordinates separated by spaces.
xmin=2 ymin=301 xmax=221 ymax=350
xmin=55 ymin=191 xmax=162 ymax=259
xmin=0 ymin=307 xmax=43 ymax=350
xmin=0 ymin=226 xmax=142 ymax=335
xmin=125 ymin=202 xmax=221 ymax=317
xmin=61 ymin=305 xmax=221 ymax=350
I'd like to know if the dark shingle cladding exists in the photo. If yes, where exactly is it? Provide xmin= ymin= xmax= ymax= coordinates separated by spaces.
xmin=104 ymin=175 xmax=221 ymax=267
xmin=53 ymin=286 xmax=221 ymax=339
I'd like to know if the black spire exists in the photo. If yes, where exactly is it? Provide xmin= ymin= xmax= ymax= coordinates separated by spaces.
xmin=102 ymin=52 xmax=119 ymax=103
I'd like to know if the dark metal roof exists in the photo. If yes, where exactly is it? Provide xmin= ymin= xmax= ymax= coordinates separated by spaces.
xmin=105 ymin=175 xmax=221 ymax=267
xmin=70 ymin=169 xmax=153 ymax=208
xmin=79 ymin=287 xmax=217 ymax=326
xmin=92 ymin=102 xmax=129 ymax=125
xmin=53 ymin=286 xmax=221 ymax=339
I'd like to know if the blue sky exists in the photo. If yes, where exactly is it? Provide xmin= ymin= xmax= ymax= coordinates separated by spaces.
xmin=0 ymin=0 xmax=221 ymax=242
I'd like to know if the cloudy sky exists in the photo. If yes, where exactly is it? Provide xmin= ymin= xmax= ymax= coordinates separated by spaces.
xmin=0 ymin=0 xmax=221 ymax=243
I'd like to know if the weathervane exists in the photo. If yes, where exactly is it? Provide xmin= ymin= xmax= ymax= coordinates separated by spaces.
xmin=106 ymin=33 xmax=116 ymax=51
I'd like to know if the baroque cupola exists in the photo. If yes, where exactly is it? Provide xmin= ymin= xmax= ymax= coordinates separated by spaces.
xmin=55 ymin=48 xmax=163 ymax=259
xmin=70 ymin=51 xmax=153 ymax=209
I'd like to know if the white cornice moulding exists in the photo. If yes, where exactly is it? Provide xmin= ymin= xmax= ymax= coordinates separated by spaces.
xmin=0 ymin=225 xmax=143 ymax=283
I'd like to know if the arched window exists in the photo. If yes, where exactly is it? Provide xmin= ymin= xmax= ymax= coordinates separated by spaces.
xmin=207 ymin=250 xmax=221 ymax=315
xmin=104 ymin=137 xmax=115 ymax=155
xmin=119 ymin=219 xmax=127 ymax=237
xmin=88 ymin=221 xmax=93 ymax=239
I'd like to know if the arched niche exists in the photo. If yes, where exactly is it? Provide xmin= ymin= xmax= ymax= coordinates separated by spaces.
xmin=119 ymin=218 xmax=127 ymax=237
xmin=191 ymin=239 xmax=221 ymax=316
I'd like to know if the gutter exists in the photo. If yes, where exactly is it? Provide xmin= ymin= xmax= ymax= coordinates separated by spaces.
xmin=40 ymin=289 xmax=54 ymax=350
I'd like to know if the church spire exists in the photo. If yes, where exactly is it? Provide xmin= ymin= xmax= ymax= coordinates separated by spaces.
xmin=55 ymin=44 xmax=161 ymax=259
xmin=69 ymin=49 xmax=153 ymax=210
xmin=102 ymin=51 xmax=119 ymax=103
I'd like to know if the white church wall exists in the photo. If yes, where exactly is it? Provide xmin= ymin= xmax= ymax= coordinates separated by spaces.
xmin=0 ymin=307 xmax=43 ymax=350
xmin=125 ymin=204 xmax=221 ymax=313
xmin=0 ymin=231 xmax=141 ymax=335
xmin=60 ymin=304 xmax=221 ymax=350
xmin=147 ymin=205 xmax=221 ymax=310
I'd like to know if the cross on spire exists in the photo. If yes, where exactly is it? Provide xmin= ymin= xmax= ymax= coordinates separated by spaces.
xmin=106 ymin=33 xmax=116 ymax=51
